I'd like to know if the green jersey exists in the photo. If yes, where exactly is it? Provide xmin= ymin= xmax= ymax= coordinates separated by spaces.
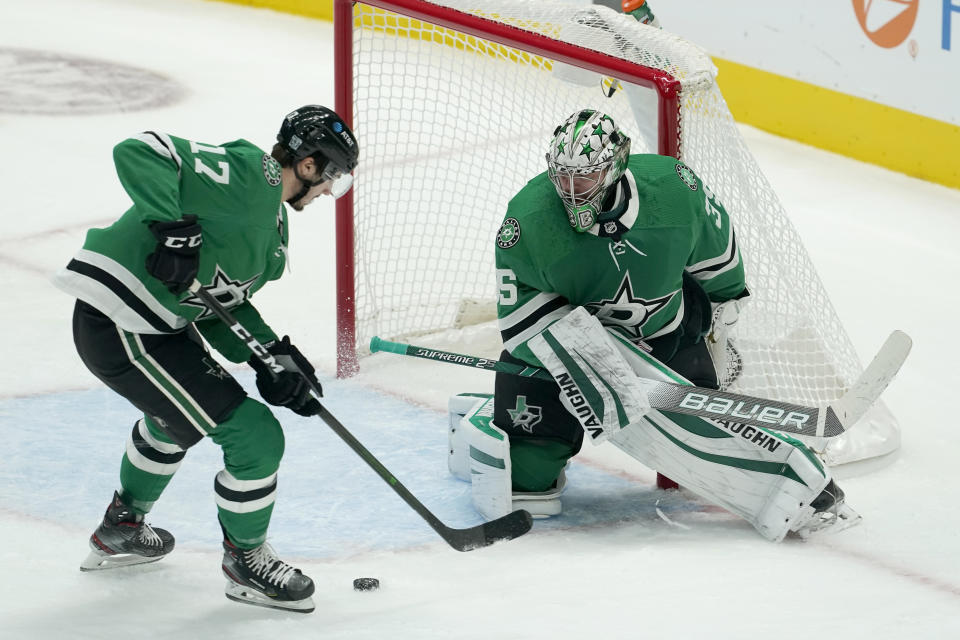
xmin=54 ymin=132 xmax=290 ymax=362
xmin=496 ymin=154 xmax=746 ymax=366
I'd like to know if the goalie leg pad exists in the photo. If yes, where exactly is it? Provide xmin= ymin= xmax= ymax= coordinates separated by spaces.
xmin=468 ymin=415 xmax=513 ymax=522
xmin=612 ymin=414 xmax=832 ymax=541
xmin=448 ymin=394 xmax=564 ymax=519
xmin=606 ymin=341 xmax=836 ymax=542
xmin=447 ymin=394 xmax=491 ymax=482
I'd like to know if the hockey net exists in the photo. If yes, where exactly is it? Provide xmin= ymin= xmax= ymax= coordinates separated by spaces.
xmin=334 ymin=0 xmax=900 ymax=465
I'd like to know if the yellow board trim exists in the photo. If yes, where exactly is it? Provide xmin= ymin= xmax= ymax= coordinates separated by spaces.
xmin=714 ymin=58 xmax=960 ymax=190
xmin=209 ymin=0 xmax=333 ymax=21
xmin=210 ymin=0 xmax=959 ymax=190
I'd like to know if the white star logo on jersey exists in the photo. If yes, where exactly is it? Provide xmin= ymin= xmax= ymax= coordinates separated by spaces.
xmin=585 ymin=272 xmax=678 ymax=340
xmin=507 ymin=395 xmax=543 ymax=433
xmin=181 ymin=265 xmax=259 ymax=320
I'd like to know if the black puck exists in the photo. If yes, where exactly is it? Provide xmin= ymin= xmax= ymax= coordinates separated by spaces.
xmin=353 ymin=577 xmax=380 ymax=591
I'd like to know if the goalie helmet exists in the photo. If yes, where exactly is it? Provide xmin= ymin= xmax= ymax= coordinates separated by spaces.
xmin=546 ymin=109 xmax=631 ymax=232
xmin=277 ymin=105 xmax=358 ymax=198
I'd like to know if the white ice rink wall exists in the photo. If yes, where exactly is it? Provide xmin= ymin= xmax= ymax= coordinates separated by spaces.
xmin=212 ymin=0 xmax=960 ymax=190
xmin=652 ymin=0 xmax=960 ymax=190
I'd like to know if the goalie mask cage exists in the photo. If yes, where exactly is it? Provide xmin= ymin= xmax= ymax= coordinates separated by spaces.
xmin=334 ymin=0 xmax=900 ymax=465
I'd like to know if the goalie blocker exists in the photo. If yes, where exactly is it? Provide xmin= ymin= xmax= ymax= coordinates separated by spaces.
xmin=448 ymin=308 xmax=860 ymax=541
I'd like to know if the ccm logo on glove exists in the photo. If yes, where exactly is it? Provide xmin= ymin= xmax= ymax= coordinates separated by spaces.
xmin=145 ymin=214 xmax=203 ymax=294
xmin=162 ymin=233 xmax=202 ymax=249
xmin=248 ymin=336 xmax=323 ymax=417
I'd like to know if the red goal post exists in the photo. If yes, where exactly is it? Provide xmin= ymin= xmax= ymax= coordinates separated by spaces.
xmin=334 ymin=0 xmax=682 ymax=379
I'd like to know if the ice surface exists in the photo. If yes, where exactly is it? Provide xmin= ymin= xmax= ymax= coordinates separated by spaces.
xmin=2 ymin=1 xmax=959 ymax=638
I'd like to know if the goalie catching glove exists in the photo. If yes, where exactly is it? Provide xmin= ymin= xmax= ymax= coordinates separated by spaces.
xmin=248 ymin=336 xmax=322 ymax=417
xmin=706 ymin=292 xmax=749 ymax=389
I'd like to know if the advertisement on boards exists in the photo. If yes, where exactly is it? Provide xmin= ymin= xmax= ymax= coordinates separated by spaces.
xmin=655 ymin=1 xmax=958 ymax=126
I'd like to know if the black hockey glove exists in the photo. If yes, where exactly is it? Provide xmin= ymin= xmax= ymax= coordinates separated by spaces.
xmin=248 ymin=336 xmax=323 ymax=417
xmin=145 ymin=214 xmax=203 ymax=294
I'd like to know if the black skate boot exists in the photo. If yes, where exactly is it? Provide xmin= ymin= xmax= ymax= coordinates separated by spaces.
xmin=80 ymin=491 xmax=175 ymax=571
xmin=791 ymin=479 xmax=862 ymax=539
xmin=811 ymin=479 xmax=845 ymax=512
xmin=221 ymin=539 xmax=315 ymax=613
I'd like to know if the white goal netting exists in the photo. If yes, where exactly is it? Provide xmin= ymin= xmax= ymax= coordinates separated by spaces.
xmin=342 ymin=0 xmax=899 ymax=464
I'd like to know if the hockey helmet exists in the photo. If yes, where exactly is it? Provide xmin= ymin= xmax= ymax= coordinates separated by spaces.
xmin=546 ymin=109 xmax=631 ymax=232
xmin=277 ymin=105 xmax=358 ymax=198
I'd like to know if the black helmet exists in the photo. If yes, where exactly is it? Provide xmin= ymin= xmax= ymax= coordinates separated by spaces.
xmin=278 ymin=105 xmax=358 ymax=200
xmin=277 ymin=105 xmax=358 ymax=175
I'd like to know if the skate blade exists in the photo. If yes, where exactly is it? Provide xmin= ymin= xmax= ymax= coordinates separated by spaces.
xmin=80 ymin=548 xmax=166 ymax=572
xmin=224 ymin=580 xmax=315 ymax=613
xmin=795 ymin=503 xmax=863 ymax=540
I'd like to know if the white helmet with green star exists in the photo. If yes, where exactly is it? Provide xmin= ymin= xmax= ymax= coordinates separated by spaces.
xmin=546 ymin=109 xmax=631 ymax=232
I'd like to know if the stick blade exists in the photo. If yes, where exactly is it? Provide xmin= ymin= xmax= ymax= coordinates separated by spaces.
xmin=831 ymin=330 xmax=913 ymax=431
xmin=444 ymin=509 xmax=533 ymax=552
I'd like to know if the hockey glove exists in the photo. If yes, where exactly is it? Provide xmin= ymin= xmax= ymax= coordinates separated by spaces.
xmin=145 ymin=214 xmax=203 ymax=294
xmin=707 ymin=292 xmax=750 ymax=389
xmin=248 ymin=336 xmax=323 ymax=417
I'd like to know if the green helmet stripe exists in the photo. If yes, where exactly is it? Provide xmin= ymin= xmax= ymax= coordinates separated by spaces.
xmin=572 ymin=109 xmax=596 ymax=141
xmin=572 ymin=119 xmax=587 ymax=140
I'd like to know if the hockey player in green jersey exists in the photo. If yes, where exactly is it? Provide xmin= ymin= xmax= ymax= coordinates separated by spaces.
xmin=448 ymin=109 xmax=858 ymax=541
xmin=54 ymin=105 xmax=358 ymax=613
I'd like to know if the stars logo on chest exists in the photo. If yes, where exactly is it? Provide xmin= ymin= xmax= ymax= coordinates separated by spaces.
xmin=181 ymin=265 xmax=259 ymax=320
xmin=584 ymin=272 xmax=678 ymax=340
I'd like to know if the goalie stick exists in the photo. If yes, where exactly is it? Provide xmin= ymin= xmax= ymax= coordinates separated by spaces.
xmin=187 ymin=281 xmax=532 ymax=552
xmin=369 ymin=332 xmax=912 ymax=439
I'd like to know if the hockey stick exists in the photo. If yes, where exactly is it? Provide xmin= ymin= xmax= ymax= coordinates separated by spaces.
xmin=187 ymin=281 xmax=532 ymax=552
xmin=370 ymin=332 xmax=912 ymax=439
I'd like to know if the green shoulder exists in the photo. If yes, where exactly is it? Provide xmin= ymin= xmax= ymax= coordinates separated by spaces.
xmin=197 ymin=138 xmax=283 ymax=230
xmin=626 ymin=154 xmax=706 ymax=228
xmin=225 ymin=138 xmax=284 ymax=193
xmin=496 ymin=171 xmax=577 ymax=262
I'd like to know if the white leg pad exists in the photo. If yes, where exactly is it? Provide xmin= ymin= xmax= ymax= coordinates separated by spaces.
xmin=612 ymin=415 xmax=830 ymax=541
xmin=469 ymin=418 xmax=512 ymax=520
xmin=606 ymin=339 xmax=833 ymax=542
xmin=448 ymin=394 xmax=490 ymax=481
xmin=448 ymin=394 xmax=565 ymax=520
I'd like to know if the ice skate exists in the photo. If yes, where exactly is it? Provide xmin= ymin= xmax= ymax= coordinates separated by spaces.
xmin=511 ymin=469 xmax=567 ymax=518
xmin=80 ymin=491 xmax=175 ymax=571
xmin=791 ymin=479 xmax=862 ymax=539
xmin=221 ymin=539 xmax=315 ymax=613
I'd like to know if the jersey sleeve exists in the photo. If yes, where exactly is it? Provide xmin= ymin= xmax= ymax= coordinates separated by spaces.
xmin=683 ymin=174 xmax=748 ymax=302
xmin=195 ymin=301 xmax=279 ymax=363
xmin=112 ymin=132 xmax=185 ymax=224
xmin=495 ymin=243 xmax=573 ymax=368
